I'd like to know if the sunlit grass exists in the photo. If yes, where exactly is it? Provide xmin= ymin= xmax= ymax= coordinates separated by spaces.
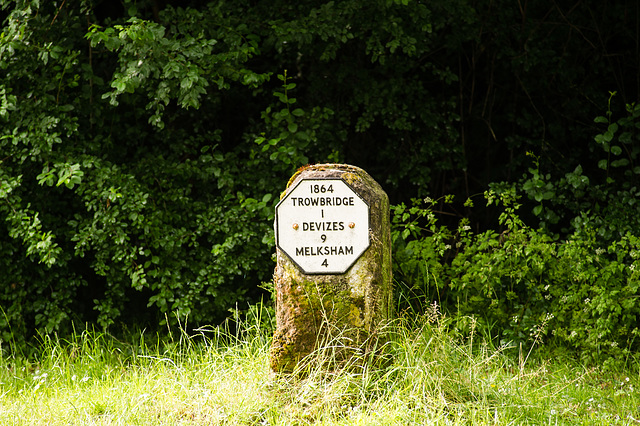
xmin=1 ymin=310 xmax=639 ymax=425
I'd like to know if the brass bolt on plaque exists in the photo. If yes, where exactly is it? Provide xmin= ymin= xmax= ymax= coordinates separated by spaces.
xmin=349 ymin=222 xmax=355 ymax=229
xmin=292 ymin=223 xmax=299 ymax=230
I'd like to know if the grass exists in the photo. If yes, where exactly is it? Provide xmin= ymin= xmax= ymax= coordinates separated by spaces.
xmin=1 ymin=310 xmax=639 ymax=425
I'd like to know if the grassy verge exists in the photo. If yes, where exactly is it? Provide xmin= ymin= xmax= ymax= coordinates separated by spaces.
xmin=1 ymin=312 xmax=639 ymax=425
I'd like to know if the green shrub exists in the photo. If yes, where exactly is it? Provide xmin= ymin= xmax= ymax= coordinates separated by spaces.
xmin=3 ymin=0 xmax=640 ymax=355
xmin=392 ymin=184 xmax=640 ymax=366
xmin=0 ymin=2 xmax=279 ymax=343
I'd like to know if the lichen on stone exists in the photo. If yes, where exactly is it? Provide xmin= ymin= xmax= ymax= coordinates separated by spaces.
xmin=270 ymin=163 xmax=392 ymax=374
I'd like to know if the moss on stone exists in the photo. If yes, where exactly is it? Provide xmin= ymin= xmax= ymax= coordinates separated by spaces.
xmin=270 ymin=164 xmax=392 ymax=374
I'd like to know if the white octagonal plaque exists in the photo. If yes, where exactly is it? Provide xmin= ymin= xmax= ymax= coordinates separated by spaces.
xmin=276 ymin=178 xmax=370 ymax=274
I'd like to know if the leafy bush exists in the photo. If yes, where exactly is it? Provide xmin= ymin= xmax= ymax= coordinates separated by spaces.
xmin=0 ymin=1 xmax=279 ymax=341
xmin=392 ymin=184 xmax=640 ymax=366
xmin=2 ymin=0 xmax=640 ymax=354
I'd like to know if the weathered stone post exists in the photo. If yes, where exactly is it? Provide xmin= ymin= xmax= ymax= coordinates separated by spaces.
xmin=270 ymin=164 xmax=392 ymax=373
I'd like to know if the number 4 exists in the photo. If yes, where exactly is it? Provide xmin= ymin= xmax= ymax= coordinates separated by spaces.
xmin=321 ymin=259 xmax=328 ymax=267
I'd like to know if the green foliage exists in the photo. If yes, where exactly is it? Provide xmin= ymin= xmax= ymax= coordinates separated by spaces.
xmin=522 ymin=94 xmax=640 ymax=238
xmin=390 ymin=98 xmax=640 ymax=365
xmin=254 ymin=70 xmax=336 ymax=171
xmin=390 ymin=196 xmax=454 ymax=308
xmin=392 ymin=185 xmax=640 ymax=366
xmin=0 ymin=0 xmax=278 ymax=341
xmin=86 ymin=5 xmax=269 ymax=129
xmin=2 ymin=0 xmax=640 ymax=359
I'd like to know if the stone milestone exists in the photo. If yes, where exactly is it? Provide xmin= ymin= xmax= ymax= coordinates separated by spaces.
xmin=270 ymin=164 xmax=392 ymax=373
